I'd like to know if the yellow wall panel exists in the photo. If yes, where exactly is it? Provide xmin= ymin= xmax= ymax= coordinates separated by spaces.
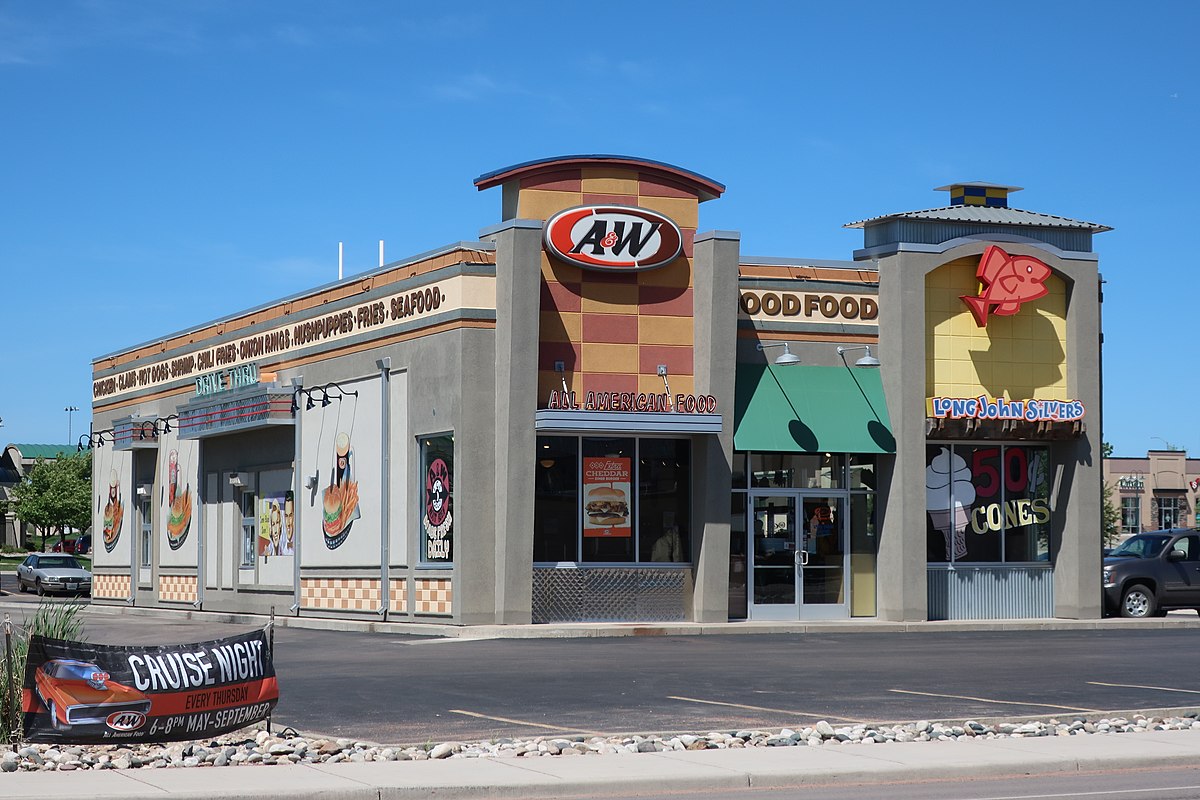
xmin=581 ymin=343 xmax=638 ymax=372
xmin=542 ymin=311 xmax=580 ymax=342
xmin=638 ymin=315 xmax=692 ymax=345
xmin=635 ymin=195 xmax=698 ymax=229
xmin=926 ymin=263 xmax=1069 ymax=399
xmin=518 ymin=189 xmax=583 ymax=222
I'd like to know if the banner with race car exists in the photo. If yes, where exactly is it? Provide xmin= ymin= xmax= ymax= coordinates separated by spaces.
xmin=20 ymin=626 xmax=278 ymax=744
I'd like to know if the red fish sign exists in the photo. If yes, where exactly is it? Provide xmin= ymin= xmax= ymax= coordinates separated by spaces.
xmin=544 ymin=205 xmax=682 ymax=271
xmin=960 ymin=245 xmax=1052 ymax=327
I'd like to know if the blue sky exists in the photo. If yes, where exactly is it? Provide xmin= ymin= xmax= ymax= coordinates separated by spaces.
xmin=1 ymin=1 xmax=1195 ymax=457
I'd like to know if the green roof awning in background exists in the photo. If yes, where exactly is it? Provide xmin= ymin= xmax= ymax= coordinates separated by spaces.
xmin=734 ymin=364 xmax=895 ymax=454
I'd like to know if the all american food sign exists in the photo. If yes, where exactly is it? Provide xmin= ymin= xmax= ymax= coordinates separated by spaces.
xmin=544 ymin=205 xmax=682 ymax=271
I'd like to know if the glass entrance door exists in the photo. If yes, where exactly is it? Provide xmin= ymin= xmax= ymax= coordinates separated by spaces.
xmin=798 ymin=496 xmax=847 ymax=618
xmin=750 ymin=495 xmax=799 ymax=620
xmin=749 ymin=493 xmax=848 ymax=620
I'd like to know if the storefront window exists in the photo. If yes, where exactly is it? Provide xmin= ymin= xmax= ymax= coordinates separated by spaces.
xmin=848 ymin=454 xmax=877 ymax=491
xmin=926 ymin=444 xmax=1050 ymax=564
xmin=533 ymin=436 xmax=579 ymax=562
xmin=532 ymin=436 xmax=691 ymax=564
xmin=582 ymin=437 xmax=635 ymax=563
xmin=637 ymin=439 xmax=690 ymax=562
xmin=240 ymin=491 xmax=257 ymax=567
xmin=139 ymin=496 xmax=152 ymax=568
xmin=750 ymin=453 xmax=842 ymax=489
xmin=848 ymin=492 xmax=876 ymax=616
xmin=729 ymin=493 xmax=747 ymax=619
xmin=1120 ymin=496 xmax=1141 ymax=534
xmin=420 ymin=435 xmax=454 ymax=564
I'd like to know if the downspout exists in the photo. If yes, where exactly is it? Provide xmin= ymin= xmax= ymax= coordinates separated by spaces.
xmin=377 ymin=358 xmax=391 ymax=620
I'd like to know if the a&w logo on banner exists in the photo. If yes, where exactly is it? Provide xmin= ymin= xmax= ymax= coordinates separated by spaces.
xmin=544 ymin=205 xmax=682 ymax=271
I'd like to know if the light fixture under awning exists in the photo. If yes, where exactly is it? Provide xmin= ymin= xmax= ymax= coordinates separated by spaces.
xmin=734 ymin=364 xmax=895 ymax=453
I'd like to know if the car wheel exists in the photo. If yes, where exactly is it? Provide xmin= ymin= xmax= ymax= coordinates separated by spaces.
xmin=1120 ymin=584 xmax=1157 ymax=618
xmin=47 ymin=699 xmax=61 ymax=730
xmin=17 ymin=578 xmax=27 ymax=593
xmin=36 ymin=579 xmax=45 ymax=597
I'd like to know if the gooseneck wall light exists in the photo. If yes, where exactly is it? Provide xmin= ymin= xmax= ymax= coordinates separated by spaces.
xmin=836 ymin=345 xmax=881 ymax=368
xmin=756 ymin=341 xmax=801 ymax=366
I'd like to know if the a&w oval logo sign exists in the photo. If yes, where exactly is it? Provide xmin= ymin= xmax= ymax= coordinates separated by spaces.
xmin=544 ymin=205 xmax=682 ymax=272
xmin=106 ymin=710 xmax=148 ymax=731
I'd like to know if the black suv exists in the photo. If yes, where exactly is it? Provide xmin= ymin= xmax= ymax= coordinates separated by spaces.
xmin=1103 ymin=529 xmax=1200 ymax=617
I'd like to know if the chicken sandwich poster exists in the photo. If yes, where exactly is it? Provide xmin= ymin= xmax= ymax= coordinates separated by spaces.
xmin=21 ymin=627 xmax=278 ymax=744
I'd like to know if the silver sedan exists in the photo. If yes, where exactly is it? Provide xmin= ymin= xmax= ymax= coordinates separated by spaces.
xmin=15 ymin=553 xmax=92 ymax=596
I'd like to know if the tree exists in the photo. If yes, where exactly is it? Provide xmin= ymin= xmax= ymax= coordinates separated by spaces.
xmin=1102 ymin=441 xmax=1114 ymax=458
xmin=1101 ymin=480 xmax=1121 ymax=549
xmin=8 ymin=451 xmax=92 ymax=550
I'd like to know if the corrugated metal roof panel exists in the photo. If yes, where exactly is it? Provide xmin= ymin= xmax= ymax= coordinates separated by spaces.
xmin=845 ymin=205 xmax=1111 ymax=232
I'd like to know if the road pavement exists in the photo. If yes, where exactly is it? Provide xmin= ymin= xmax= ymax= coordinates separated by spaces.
xmin=3 ymin=582 xmax=1200 ymax=798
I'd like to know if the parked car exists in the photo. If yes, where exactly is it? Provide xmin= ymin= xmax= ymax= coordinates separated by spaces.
xmin=1102 ymin=529 xmax=1200 ymax=617
xmin=51 ymin=534 xmax=92 ymax=555
xmin=15 ymin=554 xmax=93 ymax=596
xmin=34 ymin=659 xmax=151 ymax=730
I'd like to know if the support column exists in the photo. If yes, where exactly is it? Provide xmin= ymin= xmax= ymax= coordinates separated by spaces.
xmin=875 ymin=253 xmax=930 ymax=622
xmin=691 ymin=230 xmax=739 ymax=623
xmin=486 ymin=219 xmax=544 ymax=624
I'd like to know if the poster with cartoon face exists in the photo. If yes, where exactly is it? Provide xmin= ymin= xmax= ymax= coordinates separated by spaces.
xmin=258 ymin=492 xmax=295 ymax=556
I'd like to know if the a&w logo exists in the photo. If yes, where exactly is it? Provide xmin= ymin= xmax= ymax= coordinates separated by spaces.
xmin=106 ymin=710 xmax=148 ymax=731
xmin=544 ymin=205 xmax=682 ymax=271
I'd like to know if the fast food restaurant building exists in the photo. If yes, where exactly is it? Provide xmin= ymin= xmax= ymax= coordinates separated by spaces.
xmin=88 ymin=155 xmax=1107 ymax=624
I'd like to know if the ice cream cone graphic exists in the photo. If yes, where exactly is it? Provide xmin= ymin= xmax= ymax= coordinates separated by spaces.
xmin=926 ymin=447 xmax=975 ymax=560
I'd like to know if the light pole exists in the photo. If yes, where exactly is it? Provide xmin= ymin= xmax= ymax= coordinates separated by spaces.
xmin=65 ymin=406 xmax=79 ymax=443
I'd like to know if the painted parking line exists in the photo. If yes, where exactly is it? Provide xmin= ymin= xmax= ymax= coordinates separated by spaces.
xmin=889 ymin=688 xmax=1099 ymax=713
xmin=1088 ymin=680 xmax=1200 ymax=695
xmin=667 ymin=695 xmax=870 ymax=723
xmin=448 ymin=709 xmax=602 ymax=736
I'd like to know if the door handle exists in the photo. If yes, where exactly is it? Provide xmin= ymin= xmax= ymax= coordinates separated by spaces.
xmin=796 ymin=550 xmax=809 ymax=567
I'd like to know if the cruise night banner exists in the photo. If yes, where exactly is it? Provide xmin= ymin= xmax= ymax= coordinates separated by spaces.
xmin=21 ymin=627 xmax=278 ymax=744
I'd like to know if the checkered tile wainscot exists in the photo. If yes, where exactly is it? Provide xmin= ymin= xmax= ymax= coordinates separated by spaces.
xmin=158 ymin=574 xmax=197 ymax=603
xmin=414 ymin=578 xmax=452 ymax=615
xmin=301 ymin=578 xmax=381 ymax=611
xmin=388 ymin=579 xmax=408 ymax=613
xmin=93 ymin=573 xmax=131 ymax=600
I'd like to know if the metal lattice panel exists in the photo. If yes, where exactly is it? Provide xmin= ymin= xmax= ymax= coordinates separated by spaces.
xmin=533 ymin=567 xmax=687 ymax=623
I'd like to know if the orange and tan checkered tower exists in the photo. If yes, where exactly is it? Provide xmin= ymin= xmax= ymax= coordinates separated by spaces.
xmin=474 ymin=155 xmax=725 ymax=407
xmin=475 ymin=155 xmax=737 ymax=624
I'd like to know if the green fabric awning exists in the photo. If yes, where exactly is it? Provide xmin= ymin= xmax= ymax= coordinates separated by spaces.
xmin=734 ymin=364 xmax=895 ymax=454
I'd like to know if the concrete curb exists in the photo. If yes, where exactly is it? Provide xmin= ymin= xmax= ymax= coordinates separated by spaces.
xmin=0 ymin=596 xmax=1196 ymax=639
xmin=3 ymin=729 xmax=1200 ymax=799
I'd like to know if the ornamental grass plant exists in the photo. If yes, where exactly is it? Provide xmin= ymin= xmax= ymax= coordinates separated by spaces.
xmin=1 ymin=600 xmax=87 ymax=744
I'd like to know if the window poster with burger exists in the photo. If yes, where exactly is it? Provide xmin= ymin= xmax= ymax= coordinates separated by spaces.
xmin=583 ymin=457 xmax=632 ymax=538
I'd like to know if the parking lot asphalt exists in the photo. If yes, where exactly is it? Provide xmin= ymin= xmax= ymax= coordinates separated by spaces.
xmin=2 ymin=585 xmax=1199 ymax=744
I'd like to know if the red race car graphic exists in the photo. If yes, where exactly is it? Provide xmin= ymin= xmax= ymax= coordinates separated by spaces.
xmin=34 ymin=659 xmax=152 ymax=730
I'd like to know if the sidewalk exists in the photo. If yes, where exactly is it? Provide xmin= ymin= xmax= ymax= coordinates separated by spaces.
xmin=3 ymin=728 xmax=1200 ymax=799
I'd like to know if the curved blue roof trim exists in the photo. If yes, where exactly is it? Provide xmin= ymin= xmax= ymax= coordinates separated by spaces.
xmin=473 ymin=154 xmax=725 ymax=193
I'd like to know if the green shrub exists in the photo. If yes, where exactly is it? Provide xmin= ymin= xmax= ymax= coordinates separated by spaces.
xmin=0 ymin=600 xmax=88 ymax=744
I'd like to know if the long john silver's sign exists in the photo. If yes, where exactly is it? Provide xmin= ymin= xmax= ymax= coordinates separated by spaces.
xmin=544 ymin=205 xmax=682 ymax=271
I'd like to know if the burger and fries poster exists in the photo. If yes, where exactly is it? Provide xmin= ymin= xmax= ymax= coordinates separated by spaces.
xmin=583 ymin=457 xmax=631 ymax=537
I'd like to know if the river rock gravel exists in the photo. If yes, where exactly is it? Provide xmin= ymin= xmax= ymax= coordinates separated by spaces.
xmin=1 ymin=713 xmax=1198 ymax=771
